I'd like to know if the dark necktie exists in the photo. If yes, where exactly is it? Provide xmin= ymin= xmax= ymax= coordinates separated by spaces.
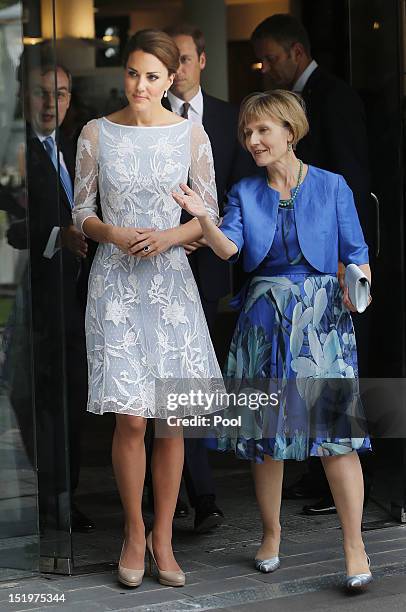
xmin=181 ymin=102 xmax=190 ymax=119
xmin=43 ymin=136 xmax=74 ymax=208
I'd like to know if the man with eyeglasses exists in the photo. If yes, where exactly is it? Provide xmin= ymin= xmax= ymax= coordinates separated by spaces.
xmin=8 ymin=54 xmax=93 ymax=533
xmin=22 ymin=63 xmax=87 ymax=258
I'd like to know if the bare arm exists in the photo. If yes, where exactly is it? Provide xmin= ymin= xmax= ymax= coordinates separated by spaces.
xmin=128 ymin=216 xmax=203 ymax=255
xmin=82 ymin=217 xmax=114 ymax=243
xmin=172 ymin=184 xmax=238 ymax=260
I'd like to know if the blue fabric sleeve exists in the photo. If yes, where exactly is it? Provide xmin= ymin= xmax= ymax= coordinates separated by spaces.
xmin=218 ymin=184 xmax=244 ymax=263
xmin=336 ymin=175 xmax=369 ymax=265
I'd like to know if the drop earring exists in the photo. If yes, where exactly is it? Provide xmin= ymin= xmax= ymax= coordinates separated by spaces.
xmin=163 ymin=90 xmax=168 ymax=98
xmin=287 ymin=142 xmax=293 ymax=152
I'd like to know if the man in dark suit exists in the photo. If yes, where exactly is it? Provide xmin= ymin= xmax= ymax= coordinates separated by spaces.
xmin=251 ymin=13 xmax=373 ymax=515
xmin=165 ymin=24 xmax=255 ymax=332
xmin=154 ymin=23 xmax=256 ymax=532
xmin=7 ymin=57 xmax=93 ymax=532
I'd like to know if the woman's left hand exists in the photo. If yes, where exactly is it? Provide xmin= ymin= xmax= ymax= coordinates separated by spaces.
xmin=342 ymin=285 xmax=372 ymax=312
xmin=342 ymin=285 xmax=357 ymax=312
xmin=128 ymin=228 xmax=173 ymax=257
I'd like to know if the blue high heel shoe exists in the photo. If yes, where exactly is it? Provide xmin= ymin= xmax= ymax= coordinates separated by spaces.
xmin=345 ymin=554 xmax=372 ymax=591
xmin=254 ymin=556 xmax=280 ymax=573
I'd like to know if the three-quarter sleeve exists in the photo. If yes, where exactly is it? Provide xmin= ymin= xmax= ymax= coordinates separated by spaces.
xmin=189 ymin=123 xmax=219 ymax=224
xmin=72 ymin=119 xmax=100 ymax=234
xmin=336 ymin=175 xmax=369 ymax=265
xmin=219 ymin=183 xmax=244 ymax=262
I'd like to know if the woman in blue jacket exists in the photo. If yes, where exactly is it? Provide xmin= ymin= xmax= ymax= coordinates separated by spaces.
xmin=173 ymin=90 xmax=372 ymax=591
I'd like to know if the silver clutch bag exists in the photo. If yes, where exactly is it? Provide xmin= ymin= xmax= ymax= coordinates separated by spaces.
xmin=344 ymin=263 xmax=371 ymax=313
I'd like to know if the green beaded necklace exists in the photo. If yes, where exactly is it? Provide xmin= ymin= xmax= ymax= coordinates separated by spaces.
xmin=268 ymin=159 xmax=304 ymax=208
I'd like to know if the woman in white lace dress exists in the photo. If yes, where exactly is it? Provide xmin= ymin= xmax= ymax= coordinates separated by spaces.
xmin=72 ymin=30 xmax=222 ymax=588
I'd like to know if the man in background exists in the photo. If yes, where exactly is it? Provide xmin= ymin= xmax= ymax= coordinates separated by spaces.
xmin=8 ymin=50 xmax=93 ymax=532
xmin=155 ymin=23 xmax=255 ymax=533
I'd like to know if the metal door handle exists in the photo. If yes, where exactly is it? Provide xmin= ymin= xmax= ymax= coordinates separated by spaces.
xmin=370 ymin=192 xmax=380 ymax=257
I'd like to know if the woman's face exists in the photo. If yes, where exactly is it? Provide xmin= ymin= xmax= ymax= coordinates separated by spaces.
xmin=244 ymin=116 xmax=292 ymax=167
xmin=124 ymin=50 xmax=174 ymax=111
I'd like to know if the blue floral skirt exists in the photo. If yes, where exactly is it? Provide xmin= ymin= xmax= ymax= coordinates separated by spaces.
xmin=214 ymin=274 xmax=371 ymax=462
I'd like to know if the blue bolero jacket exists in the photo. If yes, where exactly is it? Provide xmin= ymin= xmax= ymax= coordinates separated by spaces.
xmin=219 ymin=165 xmax=369 ymax=274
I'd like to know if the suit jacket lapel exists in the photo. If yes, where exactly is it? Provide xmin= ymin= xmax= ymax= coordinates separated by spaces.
xmin=201 ymin=91 xmax=216 ymax=139
xmin=301 ymin=66 xmax=322 ymax=113
xmin=58 ymin=133 xmax=75 ymax=184
xmin=162 ymin=97 xmax=172 ymax=112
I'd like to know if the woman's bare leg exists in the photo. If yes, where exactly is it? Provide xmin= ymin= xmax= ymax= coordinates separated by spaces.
xmin=112 ymin=414 xmax=147 ymax=568
xmin=151 ymin=422 xmax=184 ymax=570
xmin=252 ymin=455 xmax=284 ymax=558
xmin=321 ymin=451 xmax=370 ymax=576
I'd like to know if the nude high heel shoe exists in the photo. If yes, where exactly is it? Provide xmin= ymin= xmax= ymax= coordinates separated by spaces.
xmin=345 ymin=554 xmax=372 ymax=591
xmin=146 ymin=532 xmax=185 ymax=587
xmin=117 ymin=540 xmax=145 ymax=587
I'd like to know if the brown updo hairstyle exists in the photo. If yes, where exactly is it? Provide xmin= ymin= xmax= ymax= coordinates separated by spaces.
xmin=238 ymin=90 xmax=309 ymax=149
xmin=122 ymin=29 xmax=180 ymax=75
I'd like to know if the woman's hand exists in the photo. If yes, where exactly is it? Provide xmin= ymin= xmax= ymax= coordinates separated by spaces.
xmin=342 ymin=285 xmax=372 ymax=312
xmin=110 ymin=226 xmax=153 ymax=254
xmin=342 ymin=285 xmax=358 ymax=312
xmin=129 ymin=228 xmax=173 ymax=258
xmin=342 ymin=262 xmax=372 ymax=312
xmin=172 ymin=183 xmax=208 ymax=219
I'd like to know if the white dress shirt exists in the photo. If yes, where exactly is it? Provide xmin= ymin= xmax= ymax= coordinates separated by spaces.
xmin=292 ymin=60 xmax=318 ymax=94
xmin=167 ymin=87 xmax=204 ymax=125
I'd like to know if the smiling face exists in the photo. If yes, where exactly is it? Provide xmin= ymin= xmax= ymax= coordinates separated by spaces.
xmin=170 ymin=34 xmax=206 ymax=101
xmin=27 ymin=67 xmax=71 ymax=136
xmin=124 ymin=50 xmax=174 ymax=111
xmin=253 ymin=37 xmax=301 ymax=89
xmin=244 ymin=116 xmax=293 ymax=167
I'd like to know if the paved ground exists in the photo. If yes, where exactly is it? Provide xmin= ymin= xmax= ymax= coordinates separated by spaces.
xmin=1 ymin=453 xmax=406 ymax=612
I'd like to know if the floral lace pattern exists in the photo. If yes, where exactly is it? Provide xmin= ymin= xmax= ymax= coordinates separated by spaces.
xmin=73 ymin=118 xmax=223 ymax=417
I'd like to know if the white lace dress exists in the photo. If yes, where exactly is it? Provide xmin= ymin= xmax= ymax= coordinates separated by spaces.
xmin=73 ymin=117 xmax=223 ymax=418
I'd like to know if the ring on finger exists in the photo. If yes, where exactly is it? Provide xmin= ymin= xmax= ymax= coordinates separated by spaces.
xmin=143 ymin=245 xmax=150 ymax=253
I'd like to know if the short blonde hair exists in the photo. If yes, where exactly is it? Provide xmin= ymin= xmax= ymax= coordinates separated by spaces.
xmin=238 ymin=89 xmax=309 ymax=149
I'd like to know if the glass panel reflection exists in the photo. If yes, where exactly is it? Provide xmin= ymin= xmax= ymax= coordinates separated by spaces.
xmin=22 ymin=41 xmax=74 ymax=570
xmin=0 ymin=0 xmax=38 ymax=581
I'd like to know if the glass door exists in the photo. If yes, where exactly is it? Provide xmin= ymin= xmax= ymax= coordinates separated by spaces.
xmin=0 ymin=0 xmax=76 ymax=580
xmin=0 ymin=0 xmax=39 ymax=581
xmin=23 ymin=0 xmax=74 ymax=572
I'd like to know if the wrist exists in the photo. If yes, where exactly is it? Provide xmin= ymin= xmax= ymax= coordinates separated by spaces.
xmin=199 ymin=213 xmax=211 ymax=228
xmin=163 ymin=227 xmax=176 ymax=247
xmin=59 ymin=225 xmax=68 ymax=247
xmin=106 ymin=225 xmax=117 ymax=245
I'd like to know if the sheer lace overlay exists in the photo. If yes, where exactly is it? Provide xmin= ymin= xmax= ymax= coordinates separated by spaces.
xmin=73 ymin=118 xmax=223 ymax=417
